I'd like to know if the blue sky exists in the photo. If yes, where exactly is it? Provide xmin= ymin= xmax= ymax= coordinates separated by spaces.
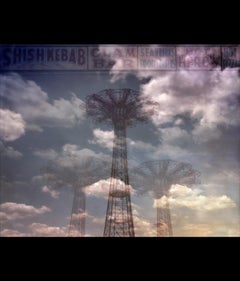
xmin=0 ymin=45 xmax=239 ymax=236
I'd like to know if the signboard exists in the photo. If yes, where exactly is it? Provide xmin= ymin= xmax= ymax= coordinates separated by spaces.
xmin=1 ymin=45 xmax=239 ymax=71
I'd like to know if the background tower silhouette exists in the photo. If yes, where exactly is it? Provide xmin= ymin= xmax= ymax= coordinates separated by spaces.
xmin=46 ymin=154 xmax=110 ymax=237
xmin=132 ymin=159 xmax=200 ymax=236
xmin=85 ymin=89 xmax=147 ymax=237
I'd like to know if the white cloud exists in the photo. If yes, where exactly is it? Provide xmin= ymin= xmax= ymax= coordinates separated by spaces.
xmin=175 ymin=222 xmax=240 ymax=237
xmin=41 ymin=185 xmax=60 ymax=199
xmin=29 ymin=223 xmax=66 ymax=237
xmin=192 ymin=123 xmax=222 ymax=144
xmin=168 ymin=184 xmax=236 ymax=211
xmin=0 ymin=140 xmax=22 ymax=158
xmin=0 ymin=212 xmax=8 ymax=222
xmin=149 ymin=185 xmax=238 ymax=236
xmin=84 ymin=178 xmax=136 ymax=199
xmin=159 ymin=126 xmax=192 ymax=146
xmin=179 ymin=223 xmax=215 ymax=236
xmin=0 ymin=73 xmax=85 ymax=131
xmin=140 ymin=70 xmax=240 ymax=142
xmin=70 ymin=212 xmax=88 ymax=222
xmin=0 ymin=223 xmax=67 ymax=237
xmin=33 ymin=148 xmax=58 ymax=160
xmin=97 ymin=47 xmax=240 ymax=145
xmin=84 ymin=179 xmax=110 ymax=199
xmin=153 ymin=196 xmax=170 ymax=208
xmin=0 ymin=229 xmax=27 ymax=237
xmin=128 ymin=139 xmax=156 ymax=151
xmin=62 ymin=143 xmax=79 ymax=154
xmin=90 ymin=128 xmax=156 ymax=153
xmin=0 ymin=202 xmax=51 ymax=221
xmin=59 ymin=143 xmax=110 ymax=164
xmin=0 ymin=108 xmax=25 ymax=141
xmin=90 ymin=128 xmax=114 ymax=150
xmin=91 ymin=216 xmax=105 ymax=225
xmin=133 ymin=214 xmax=156 ymax=237
xmin=68 ymin=229 xmax=85 ymax=237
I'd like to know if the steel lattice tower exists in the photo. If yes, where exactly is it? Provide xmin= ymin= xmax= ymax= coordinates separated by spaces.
xmin=46 ymin=155 xmax=110 ymax=237
xmin=86 ymin=89 xmax=147 ymax=237
xmin=68 ymin=187 xmax=86 ymax=237
xmin=132 ymin=160 xmax=200 ymax=236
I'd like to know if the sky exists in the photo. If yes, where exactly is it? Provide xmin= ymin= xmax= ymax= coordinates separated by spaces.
xmin=0 ymin=45 xmax=239 ymax=237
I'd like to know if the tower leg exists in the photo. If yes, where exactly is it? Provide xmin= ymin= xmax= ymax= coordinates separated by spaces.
xmin=156 ymin=197 xmax=173 ymax=237
xmin=68 ymin=187 xmax=86 ymax=237
xmin=104 ymin=125 xmax=135 ymax=237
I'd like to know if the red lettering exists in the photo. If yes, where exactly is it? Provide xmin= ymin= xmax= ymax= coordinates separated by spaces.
xmin=194 ymin=57 xmax=201 ymax=67
xmin=114 ymin=49 xmax=122 ymax=58
xmin=123 ymin=59 xmax=134 ymax=68
xmin=202 ymin=56 xmax=210 ymax=67
xmin=126 ymin=48 xmax=136 ymax=57
xmin=178 ymin=55 xmax=186 ymax=68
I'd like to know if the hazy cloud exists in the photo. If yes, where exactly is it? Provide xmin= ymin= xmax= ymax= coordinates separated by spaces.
xmin=0 ymin=229 xmax=27 ymax=237
xmin=33 ymin=148 xmax=58 ymax=160
xmin=176 ymin=222 xmax=240 ymax=237
xmin=0 ymin=140 xmax=23 ymax=158
xmin=41 ymin=185 xmax=60 ymax=199
xmin=38 ymin=143 xmax=111 ymax=193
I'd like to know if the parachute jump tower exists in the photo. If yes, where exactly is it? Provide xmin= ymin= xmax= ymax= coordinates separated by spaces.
xmin=46 ymin=154 xmax=109 ymax=237
xmin=85 ymin=89 xmax=147 ymax=237
xmin=133 ymin=160 xmax=200 ymax=236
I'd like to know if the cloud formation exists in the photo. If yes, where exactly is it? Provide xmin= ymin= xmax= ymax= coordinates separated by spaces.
xmin=0 ymin=140 xmax=23 ymax=158
xmin=175 ymin=222 xmax=240 ymax=237
xmin=0 ymin=202 xmax=51 ymax=221
xmin=133 ymin=214 xmax=156 ymax=237
xmin=41 ymin=185 xmax=60 ymax=199
xmin=0 ymin=108 xmax=25 ymax=141
xmin=174 ymin=184 xmax=236 ymax=211
xmin=0 ymin=73 xmax=85 ymax=131
xmin=89 ymin=128 xmax=114 ymax=150
xmin=84 ymin=178 xmax=136 ymax=199
xmin=0 ymin=223 xmax=67 ymax=237
xmin=36 ymin=143 xmax=111 ymax=193
xmin=140 ymin=70 xmax=240 ymax=141
xmin=33 ymin=149 xmax=58 ymax=160
xmin=29 ymin=223 xmax=66 ymax=237
xmin=0 ymin=229 xmax=27 ymax=237
xmin=152 ymin=184 xmax=236 ymax=211
xmin=84 ymin=179 xmax=110 ymax=199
